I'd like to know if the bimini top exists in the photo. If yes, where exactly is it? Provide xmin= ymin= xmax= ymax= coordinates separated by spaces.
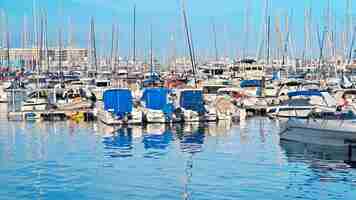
xmin=179 ymin=89 xmax=205 ymax=113
xmin=141 ymin=88 xmax=171 ymax=110
xmin=240 ymin=80 xmax=261 ymax=88
xmin=103 ymin=88 xmax=133 ymax=118
xmin=287 ymin=90 xmax=322 ymax=97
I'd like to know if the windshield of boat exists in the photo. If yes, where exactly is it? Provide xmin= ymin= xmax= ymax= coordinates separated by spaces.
xmin=282 ymin=98 xmax=311 ymax=106
xmin=203 ymin=86 xmax=226 ymax=94
xmin=96 ymin=81 xmax=110 ymax=87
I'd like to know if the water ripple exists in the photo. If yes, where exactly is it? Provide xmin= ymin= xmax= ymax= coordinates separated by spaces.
xmin=0 ymin=118 xmax=356 ymax=200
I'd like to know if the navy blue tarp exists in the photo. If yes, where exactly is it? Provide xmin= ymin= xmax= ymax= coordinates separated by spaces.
xmin=179 ymin=90 xmax=205 ymax=113
xmin=240 ymin=80 xmax=261 ymax=88
xmin=287 ymin=90 xmax=322 ymax=97
xmin=141 ymin=88 xmax=170 ymax=110
xmin=103 ymin=89 xmax=133 ymax=118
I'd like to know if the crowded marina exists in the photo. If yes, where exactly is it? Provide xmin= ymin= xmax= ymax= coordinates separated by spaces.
xmin=1 ymin=0 xmax=356 ymax=199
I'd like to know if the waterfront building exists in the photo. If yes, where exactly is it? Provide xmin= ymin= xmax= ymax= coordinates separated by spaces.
xmin=0 ymin=48 xmax=88 ymax=70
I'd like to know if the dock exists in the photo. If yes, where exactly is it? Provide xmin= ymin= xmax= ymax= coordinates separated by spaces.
xmin=7 ymin=109 xmax=96 ymax=122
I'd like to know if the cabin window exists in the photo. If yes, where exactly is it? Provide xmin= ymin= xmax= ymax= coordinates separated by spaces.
xmin=96 ymin=82 xmax=110 ymax=87
xmin=204 ymin=86 xmax=223 ymax=94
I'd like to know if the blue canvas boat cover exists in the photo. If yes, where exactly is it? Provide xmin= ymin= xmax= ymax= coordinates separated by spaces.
xmin=141 ymin=88 xmax=170 ymax=110
xmin=240 ymin=80 xmax=261 ymax=88
xmin=272 ymin=71 xmax=281 ymax=81
xmin=287 ymin=90 xmax=322 ymax=97
xmin=103 ymin=89 xmax=133 ymax=118
xmin=180 ymin=90 xmax=205 ymax=113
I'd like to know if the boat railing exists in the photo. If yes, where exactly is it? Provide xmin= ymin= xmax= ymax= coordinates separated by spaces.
xmin=344 ymin=139 xmax=356 ymax=167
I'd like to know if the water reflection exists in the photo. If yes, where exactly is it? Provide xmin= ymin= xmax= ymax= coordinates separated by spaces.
xmin=204 ymin=121 xmax=232 ymax=137
xmin=1 ymin=118 xmax=356 ymax=199
xmin=176 ymin=124 xmax=205 ymax=154
xmin=102 ymin=128 xmax=133 ymax=158
xmin=281 ymin=140 xmax=356 ymax=167
xmin=142 ymin=124 xmax=173 ymax=158
xmin=281 ymin=139 xmax=356 ymax=186
xmin=175 ymin=124 xmax=206 ymax=200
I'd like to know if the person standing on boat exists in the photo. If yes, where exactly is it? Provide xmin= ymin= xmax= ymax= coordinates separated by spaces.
xmin=337 ymin=94 xmax=349 ymax=111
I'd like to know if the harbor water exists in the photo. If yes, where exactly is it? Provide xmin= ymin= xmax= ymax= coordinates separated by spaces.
xmin=1 ymin=116 xmax=356 ymax=200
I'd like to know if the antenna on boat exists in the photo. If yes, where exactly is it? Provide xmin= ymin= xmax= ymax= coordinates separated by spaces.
xmin=180 ymin=0 xmax=197 ymax=88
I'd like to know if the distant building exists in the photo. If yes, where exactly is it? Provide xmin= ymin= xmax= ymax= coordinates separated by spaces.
xmin=0 ymin=48 xmax=88 ymax=69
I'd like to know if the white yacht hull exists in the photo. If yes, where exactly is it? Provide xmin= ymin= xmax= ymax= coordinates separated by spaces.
xmin=280 ymin=118 xmax=356 ymax=146
xmin=183 ymin=110 xmax=200 ymax=122
xmin=56 ymin=101 xmax=92 ymax=111
xmin=97 ymin=108 xmax=143 ymax=126
xmin=21 ymin=103 xmax=47 ymax=112
xmin=144 ymin=109 xmax=166 ymax=123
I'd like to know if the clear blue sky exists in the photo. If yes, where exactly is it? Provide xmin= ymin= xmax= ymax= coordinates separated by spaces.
xmin=1 ymin=0 xmax=355 ymax=59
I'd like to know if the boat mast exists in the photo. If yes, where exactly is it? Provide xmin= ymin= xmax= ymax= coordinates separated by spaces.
xmin=347 ymin=27 xmax=356 ymax=65
xmin=68 ymin=16 xmax=74 ymax=69
xmin=150 ymin=24 xmax=154 ymax=77
xmin=317 ymin=25 xmax=326 ymax=79
xmin=90 ymin=17 xmax=98 ymax=77
xmin=266 ymin=16 xmax=271 ymax=66
xmin=211 ymin=19 xmax=218 ymax=62
xmin=181 ymin=0 xmax=197 ymax=87
xmin=37 ymin=13 xmax=43 ymax=89
xmin=44 ymin=11 xmax=49 ymax=73
xmin=116 ymin=24 xmax=120 ymax=75
xmin=5 ymin=13 xmax=10 ymax=71
xmin=58 ymin=24 xmax=63 ymax=81
xmin=58 ymin=0 xmax=64 ymax=81
xmin=110 ymin=23 xmax=115 ymax=73
xmin=345 ymin=0 xmax=353 ymax=63
xmin=243 ymin=0 xmax=251 ymax=59
xmin=170 ymin=32 xmax=177 ymax=73
xmin=133 ymin=4 xmax=136 ymax=71
xmin=303 ymin=4 xmax=312 ymax=68
xmin=33 ymin=0 xmax=37 ymax=49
